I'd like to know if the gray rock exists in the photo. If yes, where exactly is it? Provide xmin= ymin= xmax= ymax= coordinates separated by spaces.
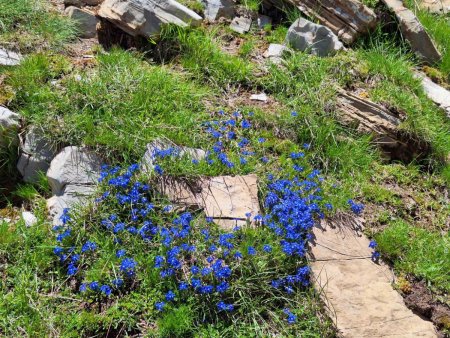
xmin=250 ymin=93 xmax=268 ymax=102
xmin=0 ymin=48 xmax=22 ymax=66
xmin=0 ymin=106 xmax=20 ymax=148
xmin=98 ymin=0 xmax=202 ymax=37
xmin=230 ymin=16 xmax=252 ymax=34
xmin=382 ymin=0 xmax=441 ymax=64
xmin=46 ymin=147 xmax=101 ymax=225
xmin=256 ymin=14 xmax=271 ymax=29
xmin=286 ymin=18 xmax=343 ymax=57
xmin=64 ymin=0 xmax=104 ymax=5
xmin=416 ymin=72 xmax=450 ymax=118
xmin=65 ymin=6 xmax=99 ymax=38
xmin=142 ymin=139 xmax=206 ymax=172
xmin=47 ymin=146 xmax=101 ymax=196
xmin=263 ymin=43 xmax=289 ymax=63
xmin=203 ymin=0 xmax=235 ymax=21
xmin=17 ymin=127 xmax=57 ymax=183
xmin=21 ymin=211 xmax=38 ymax=227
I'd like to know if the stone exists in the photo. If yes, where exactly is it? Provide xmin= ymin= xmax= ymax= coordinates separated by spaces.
xmin=382 ymin=0 xmax=441 ymax=65
xmin=203 ymin=0 xmax=235 ymax=21
xmin=230 ymin=16 xmax=252 ymax=34
xmin=256 ymin=14 xmax=271 ymax=29
xmin=98 ymin=0 xmax=202 ymax=37
xmin=17 ymin=127 xmax=57 ymax=183
xmin=142 ymin=139 xmax=206 ymax=172
xmin=336 ymin=90 xmax=431 ymax=162
xmin=286 ymin=18 xmax=343 ymax=57
xmin=420 ymin=0 xmax=450 ymax=14
xmin=0 ymin=106 xmax=20 ymax=148
xmin=47 ymin=146 xmax=101 ymax=196
xmin=156 ymin=174 xmax=260 ymax=229
xmin=21 ymin=211 xmax=38 ymax=227
xmin=276 ymin=0 xmax=376 ymax=45
xmin=0 ymin=48 xmax=22 ymax=66
xmin=65 ymin=6 xmax=99 ymax=38
xmin=250 ymin=93 xmax=268 ymax=102
xmin=415 ymin=72 xmax=450 ymax=118
xmin=309 ymin=215 xmax=438 ymax=338
xmin=263 ymin=43 xmax=289 ymax=58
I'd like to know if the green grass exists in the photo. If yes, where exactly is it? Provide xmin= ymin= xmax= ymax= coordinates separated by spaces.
xmin=375 ymin=220 xmax=450 ymax=293
xmin=0 ymin=0 xmax=77 ymax=52
xmin=5 ymin=50 xmax=211 ymax=161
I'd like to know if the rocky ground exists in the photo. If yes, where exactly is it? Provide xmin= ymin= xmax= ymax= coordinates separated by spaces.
xmin=0 ymin=0 xmax=449 ymax=337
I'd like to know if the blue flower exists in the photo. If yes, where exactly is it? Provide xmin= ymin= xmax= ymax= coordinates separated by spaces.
xmin=120 ymin=258 xmax=137 ymax=277
xmin=79 ymin=283 xmax=87 ymax=292
xmin=81 ymin=241 xmax=97 ymax=253
xmin=178 ymin=282 xmax=189 ymax=291
xmin=216 ymin=281 xmax=229 ymax=293
xmin=67 ymin=263 xmax=77 ymax=276
xmin=100 ymin=284 xmax=112 ymax=296
xmin=369 ymin=240 xmax=377 ymax=249
xmin=154 ymin=165 xmax=163 ymax=175
xmin=165 ymin=290 xmax=176 ymax=301
xmin=155 ymin=302 xmax=166 ymax=311
xmin=348 ymin=199 xmax=364 ymax=215
xmin=217 ymin=301 xmax=234 ymax=311
xmin=89 ymin=281 xmax=99 ymax=291
xmin=154 ymin=255 xmax=165 ymax=268
xmin=247 ymin=246 xmax=256 ymax=255
xmin=258 ymin=137 xmax=266 ymax=143
xmin=371 ymin=251 xmax=380 ymax=262
xmin=116 ymin=249 xmax=126 ymax=258
xmin=291 ymin=111 xmax=298 ymax=117
xmin=112 ymin=278 xmax=123 ymax=288
xmin=263 ymin=244 xmax=272 ymax=253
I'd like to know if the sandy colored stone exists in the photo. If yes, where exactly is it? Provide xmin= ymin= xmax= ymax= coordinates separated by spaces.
xmin=157 ymin=174 xmax=260 ymax=229
xmin=0 ymin=48 xmax=22 ymax=66
xmin=309 ymin=216 xmax=438 ymax=338
xmin=415 ymin=72 xmax=450 ymax=118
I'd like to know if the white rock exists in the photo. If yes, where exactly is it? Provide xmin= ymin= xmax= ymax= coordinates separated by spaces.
xmin=47 ymin=146 xmax=101 ymax=196
xmin=286 ymin=18 xmax=343 ymax=57
xmin=230 ymin=16 xmax=252 ymax=34
xmin=263 ymin=43 xmax=289 ymax=58
xmin=0 ymin=106 xmax=20 ymax=148
xmin=203 ymin=0 xmax=235 ymax=21
xmin=21 ymin=211 xmax=38 ymax=227
xmin=416 ymin=72 xmax=450 ymax=118
xmin=0 ymin=48 xmax=22 ymax=66
xmin=250 ymin=93 xmax=268 ymax=102
xmin=98 ymin=0 xmax=202 ymax=37
xmin=65 ymin=6 xmax=99 ymax=38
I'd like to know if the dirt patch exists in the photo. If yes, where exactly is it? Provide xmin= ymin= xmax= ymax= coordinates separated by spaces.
xmin=403 ymin=280 xmax=450 ymax=336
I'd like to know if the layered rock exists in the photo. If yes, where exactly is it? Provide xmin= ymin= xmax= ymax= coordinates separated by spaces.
xmin=203 ymin=0 xmax=235 ymax=21
xmin=286 ymin=18 xmax=343 ymax=57
xmin=98 ymin=0 xmax=202 ymax=37
xmin=382 ymin=0 xmax=441 ymax=64
xmin=65 ymin=6 xmax=99 ymax=38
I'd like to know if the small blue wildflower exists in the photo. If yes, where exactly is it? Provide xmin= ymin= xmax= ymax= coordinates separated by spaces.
xmin=247 ymin=246 xmax=256 ymax=255
xmin=89 ymin=281 xmax=99 ymax=291
xmin=116 ymin=249 xmax=126 ymax=258
xmin=100 ymin=284 xmax=112 ymax=296
xmin=155 ymin=302 xmax=166 ymax=311
xmin=165 ymin=290 xmax=176 ymax=301
xmin=369 ymin=240 xmax=377 ymax=249
xmin=79 ymin=283 xmax=87 ymax=292
xmin=263 ymin=244 xmax=272 ymax=253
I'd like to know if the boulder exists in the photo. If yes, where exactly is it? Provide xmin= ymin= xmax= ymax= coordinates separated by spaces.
xmin=286 ymin=18 xmax=343 ymax=57
xmin=335 ymin=91 xmax=431 ymax=162
xmin=203 ymin=0 xmax=235 ymax=21
xmin=65 ymin=6 xmax=99 ymax=38
xmin=273 ymin=0 xmax=376 ymax=44
xmin=17 ymin=127 xmax=57 ymax=183
xmin=142 ymin=139 xmax=206 ymax=172
xmin=381 ymin=0 xmax=441 ymax=65
xmin=0 ymin=106 xmax=20 ymax=148
xmin=98 ymin=0 xmax=202 ymax=37
xmin=0 ymin=48 xmax=22 ymax=66
xmin=46 ymin=147 xmax=101 ymax=225
xmin=156 ymin=174 xmax=260 ymax=229
xmin=47 ymin=146 xmax=101 ymax=196
xmin=230 ymin=16 xmax=252 ymax=34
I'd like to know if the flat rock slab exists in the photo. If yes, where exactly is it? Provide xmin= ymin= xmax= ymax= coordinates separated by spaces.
xmin=415 ymin=72 xmax=450 ymax=118
xmin=309 ymin=216 xmax=437 ymax=338
xmin=382 ymin=0 xmax=441 ymax=65
xmin=157 ymin=174 xmax=260 ymax=229
xmin=0 ymin=48 xmax=22 ymax=66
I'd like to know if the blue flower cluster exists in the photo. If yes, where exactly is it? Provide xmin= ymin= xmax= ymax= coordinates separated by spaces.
xmin=369 ymin=240 xmax=380 ymax=262
xmin=51 ymin=110 xmax=364 ymax=325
